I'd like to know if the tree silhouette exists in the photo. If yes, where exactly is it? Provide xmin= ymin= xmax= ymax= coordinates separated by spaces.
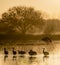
xmin=44 ymin=19 xmax=55 ymax=35
xmin=0 ymin=6 xmax=44 ymax=34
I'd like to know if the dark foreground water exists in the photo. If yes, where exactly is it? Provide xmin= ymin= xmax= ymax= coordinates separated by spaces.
xmin=0 ymin=40 xmax=60 ymax=65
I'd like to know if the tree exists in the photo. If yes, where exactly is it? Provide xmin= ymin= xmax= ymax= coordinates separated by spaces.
xmin=44 ymin=19 xmax=55 ymax=35
xmin=0 ymin=6 xmax=44 ymax=34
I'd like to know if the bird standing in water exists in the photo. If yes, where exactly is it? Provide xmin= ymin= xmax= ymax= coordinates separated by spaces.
xmin=4 ymin=48 xmax=8 ymax=61
xmin=18 ymin=50 xmax=26 ymax=55
xmin=4 ymin=48 xmax=8 ymax=55
xmin=12 ymin=48 xmax=17 ymax=55
xmin=43 ymin=48 xmax=49 ymax=56
xmin=12 ymin=48 xmax=17 ymax=60
xmin=28 ymin=50 xmax=37 ymax=56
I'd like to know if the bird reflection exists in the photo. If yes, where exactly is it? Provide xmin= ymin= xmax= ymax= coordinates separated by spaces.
xmin=29 ymin=56 xmax=36 ymax=63
xmin=4 ymin=55 xmax=8 ymax=61
xmin=43 ymin=55 xmax=49 ymax=62
xmin=12 ymin=55 xmax=17 ymax=61
xmin=19 ymin=55 xmax=25 ymax=58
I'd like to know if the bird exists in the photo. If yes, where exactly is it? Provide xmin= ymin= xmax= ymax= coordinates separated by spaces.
xmin=12 ymin=48 xmax=17 ymax=55
xmin=4 ymin=48 xmax=8 ymax=56
xmin=42 ymin=37 xmax=52 ymax=43
xmin=43 ymin=48 xmax=49 ymax=56
xmin=18 ymin=50 xmax=26 ymax=55
xmin=28 ymin=50 xmax=37 ymax=56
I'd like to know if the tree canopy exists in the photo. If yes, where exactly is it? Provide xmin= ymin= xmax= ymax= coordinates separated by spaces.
xmin=0 ymin=6 xmax=44 ymax=34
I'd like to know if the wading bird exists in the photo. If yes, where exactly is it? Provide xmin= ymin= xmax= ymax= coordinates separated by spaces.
xmin=28 ymin=50 xmax=37 ymax=56
xmin=43 ymin=48 xmax=49 ymax=56
xmin=4 ymin=48 xmax=8 ymax=55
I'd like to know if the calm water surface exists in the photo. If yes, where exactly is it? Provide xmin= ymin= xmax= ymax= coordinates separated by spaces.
xmin=0 ymin=40 xmax=60 ymax=65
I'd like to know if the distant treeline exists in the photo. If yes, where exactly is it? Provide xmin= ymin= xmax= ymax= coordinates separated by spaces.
xmin=0 ymin=34 xmax=60 ymax=40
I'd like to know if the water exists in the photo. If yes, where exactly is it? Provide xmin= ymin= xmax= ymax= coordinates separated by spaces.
xmin=0 ymin=40 xmax=60 ymax=65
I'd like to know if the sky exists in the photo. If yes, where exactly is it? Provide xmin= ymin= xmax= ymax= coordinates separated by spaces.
xmin=0 ymin=0 xmax=60 ymax=19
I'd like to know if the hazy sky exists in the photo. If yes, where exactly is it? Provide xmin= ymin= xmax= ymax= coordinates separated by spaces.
xmin=0 ymin=0 xmax=60 ymax=19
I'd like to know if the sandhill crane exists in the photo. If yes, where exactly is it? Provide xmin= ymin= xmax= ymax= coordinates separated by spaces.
xmin=4 ymin=48 xmax=8 ymax=61
xmin=18 ymin=50 xmax=26 ymax=55
xmin=43 ymin=48 xmax=49 ymax=56
xmin=28 ymin=50 xmax=37 ymax=56
xmin=4 ymin=48 xmax=8 ymax=55
xmin=12 ymin=48 xmax=17 ymax=60
xmin=12 ymin=48 xmax=17 ymax=55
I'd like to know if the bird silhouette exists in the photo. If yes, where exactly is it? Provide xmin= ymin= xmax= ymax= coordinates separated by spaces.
xmin=18 ymin=50 xmax=26 ymax=55
xmin=43 ymin=48 xmax=49 ymax=56
xmin=4 ymin=48 xmax=8 ymax=61
xmin=28 ymin=50 xmax=37 ymax=56
xmin=4 ymin=48 xmax=8 ymax=55
xmin=12 ymin=48 xmax=17 ymax=55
